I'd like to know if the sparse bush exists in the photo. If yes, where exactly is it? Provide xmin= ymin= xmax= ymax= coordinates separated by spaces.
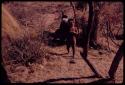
xmin=6 ymin=37 xmax=46 ymax=66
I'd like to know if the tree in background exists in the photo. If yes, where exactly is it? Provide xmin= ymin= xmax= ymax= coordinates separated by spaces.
xmin=80 ymin=0 xmax=94 ymax=58
xmin=76 ymin=1 xmax=105 ymax=49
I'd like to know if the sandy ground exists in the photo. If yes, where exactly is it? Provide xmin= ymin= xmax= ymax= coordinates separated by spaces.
xmin=5 ymin=43 xmax=123 ymax=83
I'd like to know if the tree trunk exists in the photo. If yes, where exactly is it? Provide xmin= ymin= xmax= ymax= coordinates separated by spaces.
xmin=89 ymin=9 xmax=99 ymax=47
xmin=108 ymin=42 xmax=124 ymax=78
xmin=82 ymin=0 xmax=93 ymax=58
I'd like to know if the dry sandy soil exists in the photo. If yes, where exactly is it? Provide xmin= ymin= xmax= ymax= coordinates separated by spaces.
xmin=2 ymin=2 xmax=123 ymax=84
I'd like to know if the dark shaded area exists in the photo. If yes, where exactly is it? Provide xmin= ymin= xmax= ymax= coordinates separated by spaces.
xmin=0 ymin=64 xmax=10 ymax=83
xmin=40 ymin=75 xmax=103 ymax=84
xmin=41 ymin=29 xmax=101 ymax=50
xmin=37 ymin=74 xmax=118 ymax=84
xmin=0 ymin=57 xmax=10 ymax=83
xmin=114 ymin=34 xmax=124 ymax=40
xmin=0 ymin=36 xmax=10 ymax=83
xmin=41 ymin=31 xmax=66 ymax=47
xmin=41 ymin=30 xmax=85 ymax=48
xmin=76 ymin=33 xmax=84 ymax=47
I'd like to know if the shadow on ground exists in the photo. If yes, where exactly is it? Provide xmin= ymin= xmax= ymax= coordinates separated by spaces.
xmin=36 ymin=76 xmax=116 ymax=84
xmin=40 ymin=30 xmax=85 ymax=48
xmin=88 ymin=78 xmax=115 ymax=84
xmin=40 ymin=31 xmax=66 ymax=47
